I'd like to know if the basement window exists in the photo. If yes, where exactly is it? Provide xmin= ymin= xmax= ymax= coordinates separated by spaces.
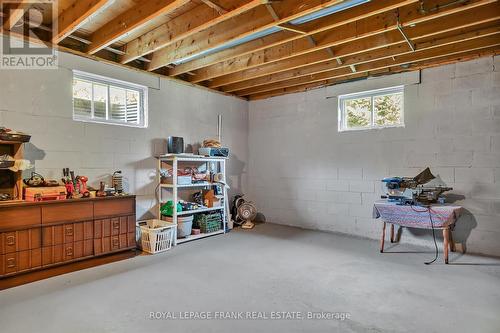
xmin=72 ymin=71 xmax=148 ymax=128
xmin=338 ymin=86 xmax=404 ymax=132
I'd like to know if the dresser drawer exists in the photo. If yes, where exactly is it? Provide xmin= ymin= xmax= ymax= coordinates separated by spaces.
xmin=94 ymin=198 xmax=135 ymax=218
xmin=41 ymin=202 xmax=93 ymax=224
xmin=127 ymin=232 xmax=136 ymax=248
xmin=0 ymin=228 xmax=41 ymax=254
xmin=41 ymin=240 xmax=93 ymax=266
xmin=127 ymin=215 xmax=136 ymax=233
xmin=42 ymin=221 xmax=93 ymax=246
xmin=0 ymin=249 xmax=42 ymax=276
xmin=61 ymin=240 xmax=93 ymax=262
xmin=94 ymin=233 xmax=133 ymax=256
xmin=94 ymin=217 xmax=130 ymax=238
xmin=0 ymin=206 xmax=41 ymax=230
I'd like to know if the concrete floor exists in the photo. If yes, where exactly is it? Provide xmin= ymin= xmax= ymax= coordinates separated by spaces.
xmin=1 ymin=223 xmax=499 ymax=333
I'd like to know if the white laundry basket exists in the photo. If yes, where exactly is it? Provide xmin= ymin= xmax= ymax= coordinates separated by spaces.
xmin=137 ymin=219 xmax=175 ymax=254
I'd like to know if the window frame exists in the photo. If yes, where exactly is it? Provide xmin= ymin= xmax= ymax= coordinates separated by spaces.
xmin=72 ymin=70 xmax=148 ymax=128
xmin=338 ymin=85 xmax=404 ymax=132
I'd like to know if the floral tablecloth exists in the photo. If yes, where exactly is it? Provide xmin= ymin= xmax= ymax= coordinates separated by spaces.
xmin=373 ymin=200 xmax=462 ymax=229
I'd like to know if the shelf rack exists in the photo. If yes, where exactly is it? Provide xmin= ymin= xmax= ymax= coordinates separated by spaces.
xmin=0 ymin=140 xmax=25 ymax=201
xmin=156 ymin=155 xmax=228 ymax=245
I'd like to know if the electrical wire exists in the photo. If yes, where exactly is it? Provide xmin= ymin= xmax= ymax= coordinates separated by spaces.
xmin=411 ymin=205 xmax=438 ymax=265
xmin=424 ymin=207 xmax=438 ymax=265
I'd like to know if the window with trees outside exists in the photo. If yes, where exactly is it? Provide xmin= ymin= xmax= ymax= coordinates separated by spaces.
xmin=72 ymin=71 xmax=148 ymax=128
xmin=338 ymin=86 xmax=404 ymax=132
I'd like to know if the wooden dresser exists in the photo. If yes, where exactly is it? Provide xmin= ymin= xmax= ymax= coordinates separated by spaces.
xmin=0 ymin=196 xmax=136 ymax=289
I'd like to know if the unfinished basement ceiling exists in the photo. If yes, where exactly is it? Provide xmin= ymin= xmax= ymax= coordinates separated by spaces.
xmin=2 ymin=0 xmax=500 ymax=100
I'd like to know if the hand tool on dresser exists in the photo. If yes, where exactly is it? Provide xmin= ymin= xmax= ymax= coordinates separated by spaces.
xmin=62 ymin=168 xmax=75 ymax=198
xmin=78 ymin=176 xmax=90 ymax=198
xmin=96 ymin=181 xmax=107 ymax=197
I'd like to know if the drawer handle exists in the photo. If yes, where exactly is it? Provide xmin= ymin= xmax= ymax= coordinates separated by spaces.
xmin=66 ymin=247 xmax=73 ymax=257
xmin=65 ymin=227 xmax=74 ymax=236
xmin=6 ymin=235 xmax=15 ymax=246
xmin=7 ymin=258 xmax=16 ymax=268
xmin=113 ymin=221 xmax=120 ymax=229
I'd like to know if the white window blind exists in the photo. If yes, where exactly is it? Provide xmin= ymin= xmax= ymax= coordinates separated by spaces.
xmin=72 ymin=70 xmax=148 ymax=128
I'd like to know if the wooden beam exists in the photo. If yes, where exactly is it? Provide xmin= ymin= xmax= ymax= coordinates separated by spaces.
xmin=227 ymin=17 xmax=499 ymax=93
xmin=278 ymin=23 xmax=308 ymax=35
xmin=249 ymin=75 xmax=359 ymax=100
xmin=200 ymin=0 xmax=228 ymax=15
xmin=189 ymin=4 xmax=408 ymax=83
xmin=248 ymin=46 xmax=500 ymax=100
xmin=224 ymin=42 xmax=411 ymax=92
xmin=211 ymin=33 xmax=403 ymax=88
xmin=238 ymin=33 xmax=500 ymax=97
xmin=168 ymin=0 xmax=417 ymax=76
xmin=238 ymin=30 xmax=500 ymax=96
xmin=0 ymin=27 xmax=243 ymax=101
xmin=87 ymin=0 xmax=190 ymax=55
xmin=205 ymin=2 xmax=499 ymax=88
xmin=52 ymin=0 xmax=110 ymax=44
xmin=2 ymin=0 xmax=31 ymax=31
xmin=119 ymin=0 xmax=262 ymax=64
xmin=264 ymin=2 xmax=280 ymax=21
xmin=147 ymin=0 xmax=349 ymax=71
xmin=200 ymin=0 xmax=497 ymax=86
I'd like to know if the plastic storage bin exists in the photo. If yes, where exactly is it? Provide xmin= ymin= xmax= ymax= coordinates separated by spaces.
xmin=164 ymin=215 xmax=194 ymax=238
xmin=161 ymin=175 xmax=192 ymax=185
xmin=194 ymin=213 xmax=222 ymax=233
xmin=137 ymin=219 xmax=175 ymax=254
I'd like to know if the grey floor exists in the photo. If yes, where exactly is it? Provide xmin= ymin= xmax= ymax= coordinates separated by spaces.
xmin=1 ymin=223 xmax=499 ymax=333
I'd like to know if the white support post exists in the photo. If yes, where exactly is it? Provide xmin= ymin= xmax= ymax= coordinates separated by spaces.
xmin=221 ymin=159 xmax=227 ymax=233
xmin=173 ymin=157 xmax=178 ymax=245
xmin=158 ymin=158 xmax=162 ymax=219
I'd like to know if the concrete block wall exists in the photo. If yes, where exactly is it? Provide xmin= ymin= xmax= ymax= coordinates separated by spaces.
xmin=248 ymin=55 xmax=500 ymax=257
xmin=0 ymin=51 xmax=249 ymax=219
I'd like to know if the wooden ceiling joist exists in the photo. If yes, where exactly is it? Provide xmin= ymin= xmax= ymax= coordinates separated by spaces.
xmin=168 ymin=0 xmax=417 ymax=77
xmin=52 ymin=0 xmax=110 ymax=44
xmin=87 ymin=0 xmax=191 ymax=55
xmin=199 ymin=0 xmax=228 ymax=15
xmin=234 ymin=28 xmax=500 ymax=96
xmin=196 ymin=0 xmax=496 ymax=87
xmin=220 ymin=11 xmax=500 ymax=94
xmin=248 ymin=45 xmax=500 ymax=100
xmin=186 ymin=0 xmax=442 ymax=83
xmin=5 ymin=0 xmax=499 ymax=100
xmin=198 ymin=12 xmax=402 ymax=85
xmin=146 ymin=0 xmax=352 ymax=71
xmin=205 ymin=1 xmax=499 ymax=89
xmin=119 ymin=0 xmax=264 ymax=64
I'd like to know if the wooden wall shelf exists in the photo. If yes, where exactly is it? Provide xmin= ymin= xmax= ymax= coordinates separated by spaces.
xmin=0 ymin=141 xmax=24 ymax=201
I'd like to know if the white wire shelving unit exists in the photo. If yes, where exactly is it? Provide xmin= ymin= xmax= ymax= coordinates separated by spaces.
xmin=156 ymin=155 xmax=228 ymax=245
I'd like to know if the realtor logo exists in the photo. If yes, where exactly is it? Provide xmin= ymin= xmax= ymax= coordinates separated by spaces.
xmin=0 ymin=0 xmax=57 ymax=69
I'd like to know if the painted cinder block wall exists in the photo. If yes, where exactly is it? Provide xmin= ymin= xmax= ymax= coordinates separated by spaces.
xmin=0 ymin=51 xmax=249 ymax=219
xmin=0 ymin=48 xmax=498 ymax=256
xmin=248 ymin=55 xmax=500 ymax=257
